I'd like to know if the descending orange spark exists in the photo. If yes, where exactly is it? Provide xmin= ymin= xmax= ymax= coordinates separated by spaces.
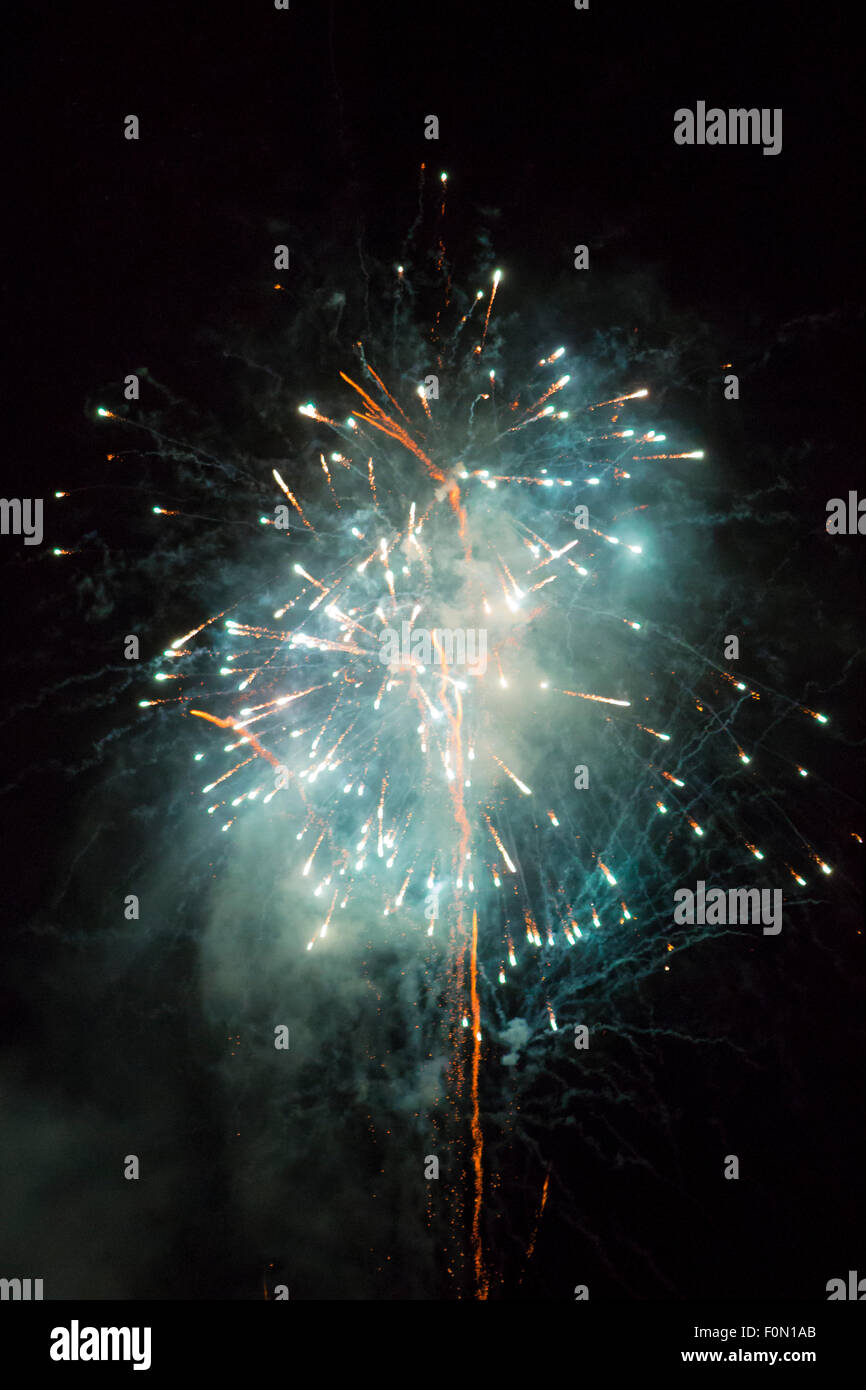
xmin=469 ymin=909 xmax=488 ymax=1299
xmin=338 ymin=371 xmax=445 ymax=484
xmin=523 ymin=1169 xmax=551 ymax=1268
xmin=190 ymin=710 xmax=282 ymax=769
xmin=491 ymin=754 xmax=532 ymax=796
xmin=272 ymin=469 xmax=315 ymax=531
xmin=561 ymin=689 xmax=631 ymax=707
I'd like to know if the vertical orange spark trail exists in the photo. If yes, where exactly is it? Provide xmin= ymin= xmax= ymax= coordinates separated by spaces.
xmin=469 ymin=908 xmax=488 ymax=1298
xmin=446 ymin=483 xmax=470 ymax=550
xmin=479 ymin=271 xmax=500 ymax=352
xmin=519 ymin=1167 xmax=551 ymax=1284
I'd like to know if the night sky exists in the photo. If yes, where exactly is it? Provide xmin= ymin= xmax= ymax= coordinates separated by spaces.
xmin=3 ymin=0 xmax=864 ymax=1308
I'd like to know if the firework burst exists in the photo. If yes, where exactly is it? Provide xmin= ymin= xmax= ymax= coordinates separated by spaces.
xmin=89 ymin=179 xmax=846 ymax=1298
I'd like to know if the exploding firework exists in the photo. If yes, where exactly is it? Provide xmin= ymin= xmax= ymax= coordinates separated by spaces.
xmin=85 ymin=175 xmax=851 ymax=1298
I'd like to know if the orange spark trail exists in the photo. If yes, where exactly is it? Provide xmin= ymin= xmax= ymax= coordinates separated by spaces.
xmin=561 ymin=689 xmax=631 ymax=707
xmin=362 ymin=361 xmax=412 ymax=427
xmin=521 ymin=1169 xmax=551 ymax=1276
xmin=637 ymin=723 xmax=671 ymax=741
xmin=469 ymin=908 xmax=488 ymax=1298
xmin=483 ymin=813 xmax=516 ymax=873
xmin=190 ymin=710 xmax=282 ymax=769
xmin=589 ymin=388 xmax=648 ymax=408
xmin=272 ymin=469 xmax=315 ymax=531
xmin=319 ymin=453 xmax=340 ymax=507
xmin=338 ymin=372 xmax=445 ymax=484
xmin=491 ymin=754 xmax=532 ymax=796
xmin=479 ymin=272 xmax=500 ymax=352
